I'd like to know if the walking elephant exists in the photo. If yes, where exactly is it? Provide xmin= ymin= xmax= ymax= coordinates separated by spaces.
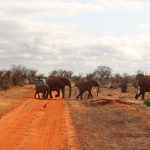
xmin=46 ymin=76 xmax=72 ymax=99
xmin=135 ymin=75 xmax=150 ymax=100
xmin=76 ymin=79 xmax=100 ymax=99
xmin=34 ymin=83 xmax=52 ymax=99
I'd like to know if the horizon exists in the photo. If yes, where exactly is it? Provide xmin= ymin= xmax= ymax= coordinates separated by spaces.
xmin=0 ymin=64 xmax=146 ymax=77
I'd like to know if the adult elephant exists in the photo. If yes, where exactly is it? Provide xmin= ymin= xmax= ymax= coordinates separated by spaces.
xmin=76 ymin=79 xmax=99 ymax=99
xmin=34 ymin=83 xmax=52 ymax=99
xmin=46 ymin=76 xmax=72 ymax=99
xmin=135 ymin=75 xmax=150 ymax=100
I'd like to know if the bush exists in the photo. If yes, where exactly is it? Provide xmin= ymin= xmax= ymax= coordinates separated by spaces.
xmin=120 ymin=82 xmax=127 ymax=93
xmin=1 ymin=80 xmax=9 ymax=91
xmin=19 ymin=82 xmax=24 ymax=87
xmin=110 ymin=83 xmax=119 ymax=89
xmin=144 ymin=99 xmax=150 ymax=107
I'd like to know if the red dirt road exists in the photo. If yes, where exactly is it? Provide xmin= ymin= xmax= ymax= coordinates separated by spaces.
xmin=0 ymin=97 xmax=77 ymax=150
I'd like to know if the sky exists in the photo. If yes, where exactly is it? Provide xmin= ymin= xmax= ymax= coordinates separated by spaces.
xmin=0 ymin=0 xmax=150 ymax=75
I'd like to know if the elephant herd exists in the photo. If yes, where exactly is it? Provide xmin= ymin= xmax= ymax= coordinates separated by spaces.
xmin=34 ymin=75 xmax=150 ymax=100
xmin=34 ymin=77 xmax=100 ymax=100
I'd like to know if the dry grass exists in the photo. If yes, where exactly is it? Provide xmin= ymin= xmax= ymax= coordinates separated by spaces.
xmin=66 ymin=86 xmax=150 ymax=150
xmin=0 ymin=85 xmax=34 ymax=117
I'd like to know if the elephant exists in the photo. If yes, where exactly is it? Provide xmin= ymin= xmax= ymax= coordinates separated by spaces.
xmin=46 ymin=76 xmax=72 ymax=99
xmin=135 ymin=75 xmax=150 ymax=100
xmin=34 ymin=83 xmax=52 ymax=99
xmin=76 ymin=79 xmax=100 ymax=99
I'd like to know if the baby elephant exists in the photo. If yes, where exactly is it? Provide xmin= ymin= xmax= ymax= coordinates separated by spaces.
xmin=34 ymin=84 xmax=51 ymax=99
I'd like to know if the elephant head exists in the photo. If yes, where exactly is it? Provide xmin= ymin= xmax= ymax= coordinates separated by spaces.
xmin=89 ymin=80 xmax=99 ymax=96
xmin=60 ymin=77 xmax=72 ymax=97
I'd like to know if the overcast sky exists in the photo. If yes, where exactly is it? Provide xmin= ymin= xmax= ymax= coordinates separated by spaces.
xmin=0 ymin=0 xmax=150 ymax=75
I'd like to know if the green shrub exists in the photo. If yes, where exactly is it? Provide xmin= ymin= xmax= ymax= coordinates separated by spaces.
xmin=1 ymin=80 xmax=9 ymax=91
xmin=144 ymin=99 xmax=150 ymax=107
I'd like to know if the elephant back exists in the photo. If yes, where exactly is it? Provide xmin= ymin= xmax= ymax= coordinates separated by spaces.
xmin=46 ymin=77 xmax=65 ymax=89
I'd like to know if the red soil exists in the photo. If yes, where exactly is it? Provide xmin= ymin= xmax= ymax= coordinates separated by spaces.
xmin=0 ymin=95 xmax=77 ymax=150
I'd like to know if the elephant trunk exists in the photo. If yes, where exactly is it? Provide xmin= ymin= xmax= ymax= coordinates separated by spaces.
xmin=69 ymin=85 xmax=72 ymax=98
xmin=97 ymin=86 xmax=99 ymax=96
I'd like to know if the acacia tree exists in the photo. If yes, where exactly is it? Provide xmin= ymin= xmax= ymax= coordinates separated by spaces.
xmin=94 ymin=66 xmax=112 ymax=82
xmin=110 ymin=73 xmax=122 ymax=88
xmin=27 ymin=69 xmax=37 ymax=84
xmin=3 ymin=70 xmax=12 ymax=86
xmin=0 ymin=65 xmax=38 ymax=89
xmin=0 ymin=70 xmax=4 ymax=82
xmin=72 ymin=73 xmax=84 ymax=82
xmin=49 ymin=69 xmax=73 ymax=78
xmin=86 ymin=73 xmax=94 ymax=80
xmin=11 ymin=65 xmax=28 ymax=86
xmin=10 ymin=65 xmax=37 ymax=86
xmin=49 ymin=70 xmax=57 ymax=77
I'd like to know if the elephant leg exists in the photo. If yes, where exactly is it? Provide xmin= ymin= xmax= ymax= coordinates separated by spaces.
xmin=49 ymin=90 xmax=53 ymax=98
xmin=78 ymin=91 xmax=84 ymax=100
xmin=45 ymin=92 xmax=48 ymax=98
xmin=87 ymin=88 xmax=92 ymax=98
xmin=55 ymin=89 xmax=60 ymax=97
xmin=42 ymin=93 xmax=45 ymax=98
xmin=135 ymin=93 xmax=139 ymax=99
xmin=44 ymin=91 xmax=48 ymax=99
xmin=76 ymin=93 xmax=79 ymax=99
xmin=88 ymin=91 xmax=91 ymax=98
xmin=34 ymin=92 xmax=37 ymax=98
xmin=142 ymin=92 xmax=145 ymax=100
xmin=135 ymin=89 xmax=145 ymax=100
xmin=38 ymin=92 xmax=41 ymax=99
xmin=76 ymin=90 xmax=81 ymax=99
xmin=79 ymin=91 xmax=85 ymax=99
xmin=80 ymin=92 xmax=83 ymax=99
xmin=45 ymin=91 xmax=49 ymax=99
xmin=90 ymin=93 xmax=93 ymax=98
xmin=62 ymin=88 xmax=65 ymax=99
xmin=42 ymin=92 xmax=45 ymax=99
xmin=89 ymin=90 xmax=93 ymax=98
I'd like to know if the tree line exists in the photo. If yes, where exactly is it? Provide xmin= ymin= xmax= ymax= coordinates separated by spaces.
xmin=0 ymin=65 xmax=37 ymax=90
xmin=0 ymin=64 xmax=143 ymax=91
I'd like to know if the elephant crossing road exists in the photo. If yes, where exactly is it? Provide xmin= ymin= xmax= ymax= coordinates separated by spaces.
xmin=76 ymin=80 xmax=100 ymax=99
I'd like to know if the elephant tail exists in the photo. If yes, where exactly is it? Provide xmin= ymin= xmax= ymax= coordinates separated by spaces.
xmin=69 ymin=86 xmax=72 ymax=98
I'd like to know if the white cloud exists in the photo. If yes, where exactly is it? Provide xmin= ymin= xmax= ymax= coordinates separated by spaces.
xmin=139 ymin=23 xmax=150 ymax=32
xmin=0 ymin=16 xmax=149 ymax=74
xmin=0 ymin=0 xmax=149 ymax=17
xmin=0 ymin=0 xmax=150 ymax=74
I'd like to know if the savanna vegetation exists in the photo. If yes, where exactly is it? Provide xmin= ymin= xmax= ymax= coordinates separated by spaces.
xmin=65 ymin=83 xmax=150 ymax=150
xmin=0 ymin=64 xmax=150 ymax=149
xmin=0 ymin=64 xmax=143 ymax=91
xmin=0 ymin=85 xmax=34 ymax=117
xmin=0 ymin=64 xmax=37 ymax=90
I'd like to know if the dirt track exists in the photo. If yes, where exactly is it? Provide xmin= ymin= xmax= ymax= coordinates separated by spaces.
xmin=0 ymin=96 xmax=77 ymax=150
